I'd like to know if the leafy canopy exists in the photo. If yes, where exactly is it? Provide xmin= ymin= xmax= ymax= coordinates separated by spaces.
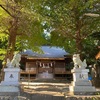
xmin=35 ymin=0 xmax=100 ymax=54
xmin=0 ymin=0 xmax=48 ymax=60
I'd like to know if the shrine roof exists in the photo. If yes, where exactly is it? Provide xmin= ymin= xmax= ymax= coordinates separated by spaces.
xmin=21 ymin=46 xmax=69 ymax=58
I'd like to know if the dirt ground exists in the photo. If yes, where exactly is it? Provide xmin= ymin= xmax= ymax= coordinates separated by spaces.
xmin=20 ymin=79 xmax=100 ymax=97
xmin=20 ymin=79 xmax=69 ymax=96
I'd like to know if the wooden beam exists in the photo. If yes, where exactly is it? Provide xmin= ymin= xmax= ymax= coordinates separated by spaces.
xmin=26 ymin=57 xmax=65 ymax=60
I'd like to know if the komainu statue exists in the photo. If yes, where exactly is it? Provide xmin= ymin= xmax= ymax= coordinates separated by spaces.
xmin=72 ymin=54 xmax=87 ymax=69
xmin=6 ymin=53 xmax=21 ymax=68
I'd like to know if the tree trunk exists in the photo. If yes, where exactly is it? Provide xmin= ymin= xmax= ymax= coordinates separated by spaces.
xmin=1 ymin=18 xmax=18 ymax=80
xmin=75 ymin=30 xmax=83 ymax=54
xmin=75 ymin=17 xmax=83 ymax=55
xmin=7 ymin=31 xmax=16 ymax=60
xmin=92 ymin=64 xmax=100 ymax=87
xmin=7 ymin=18 xmax=18 ymax=61
xmin=3 ymin=18 xmax=18 ymax=67
xmin=76 ymin=39 xmax=83 ymax=53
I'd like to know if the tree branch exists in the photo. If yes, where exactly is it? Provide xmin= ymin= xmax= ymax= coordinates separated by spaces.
xmin=0 ymin=4 xmax=14 ymax=18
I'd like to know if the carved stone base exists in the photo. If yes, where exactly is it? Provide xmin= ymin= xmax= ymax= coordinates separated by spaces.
xmin=69 ymin=85 xmax=96 ymax=93
xmin=1 ymin=68 xmax=20 ymax=86
xmin=69 ymin=69 xmax=96 ymax=95
xmin=0 ymin=85 xmax=19 ymax=92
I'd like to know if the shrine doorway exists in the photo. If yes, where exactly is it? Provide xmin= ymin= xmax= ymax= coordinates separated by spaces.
xmin=36 ymin=61 xmax=54 ymax=79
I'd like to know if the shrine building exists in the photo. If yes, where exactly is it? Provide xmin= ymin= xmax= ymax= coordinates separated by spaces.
xmin=20 ymin=46 xmax=72 ymax=80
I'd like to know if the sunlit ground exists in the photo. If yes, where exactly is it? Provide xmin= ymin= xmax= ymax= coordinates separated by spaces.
xmin=20 ymin=80 xmax=100 ymax=98
xmin=20 ymin=81 xmax=69 ymax=96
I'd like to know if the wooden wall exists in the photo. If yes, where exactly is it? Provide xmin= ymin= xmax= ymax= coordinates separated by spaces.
xmin=20 ymin=57 xmax=72 ymax=80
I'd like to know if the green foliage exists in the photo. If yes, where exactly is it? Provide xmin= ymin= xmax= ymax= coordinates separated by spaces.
xmin=82 ymin=36 xmax=99 ymax=63
xmin=0 ymin=0 xmax=48 ymax=60
xmin=0 ymin=33 xmax=8 ymax=60
xmin=0 ymin=0 xmax=100 ymax=63
xmin=36 ymin=0 xmax=100 ymax=56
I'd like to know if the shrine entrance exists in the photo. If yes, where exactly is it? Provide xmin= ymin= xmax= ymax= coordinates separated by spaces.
xmin=36 ymin=61 xmax=54 ymax=79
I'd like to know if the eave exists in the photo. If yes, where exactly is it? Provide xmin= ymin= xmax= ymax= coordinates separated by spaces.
xmin=26 ymin=57 xmax=65 ymax=60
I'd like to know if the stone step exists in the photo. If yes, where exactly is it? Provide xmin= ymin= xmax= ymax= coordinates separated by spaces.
xmin=71 ymin=81 xmax=92 ymax=86
xmin=69 ymin=86 xmax=96 ymax=92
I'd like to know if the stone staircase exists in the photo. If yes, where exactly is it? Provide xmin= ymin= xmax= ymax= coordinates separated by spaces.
xmin=20 ymin=92 xmax=65 ymax=100
xmin=0 ymin=79 xmax=100 ymax=100
xmin=19 ymin=80 xmax=67 ymax=100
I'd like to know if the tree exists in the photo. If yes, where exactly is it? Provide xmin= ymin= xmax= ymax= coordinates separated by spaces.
xmin=0 ymin=0 xmax=100 ymax=62
xmin=36 ymin=0 xmax=100 ymax=55
xmin=0 ymin=0 xmax=47 ymax=64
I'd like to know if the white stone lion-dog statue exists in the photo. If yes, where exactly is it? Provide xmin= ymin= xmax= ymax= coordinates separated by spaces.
xmin=6 ymin=53 xmax=21 ymax=68
xmin=72 ymin=54 xmax=87 ymax=69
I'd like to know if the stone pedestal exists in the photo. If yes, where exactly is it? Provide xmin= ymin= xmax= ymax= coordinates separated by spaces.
xmin=0 ymin=68 xmax=20 ymax=94
xmin=69 ymin=69 xmax=96 ymax=95
xmin=1 ymin=68 xmax=20 ymax=86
